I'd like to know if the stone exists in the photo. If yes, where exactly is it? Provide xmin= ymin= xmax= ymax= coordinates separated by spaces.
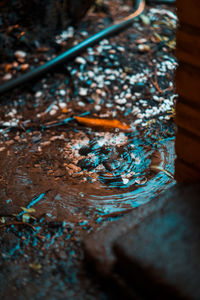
xmin=14 ymin=50 xmax=27 ymax=59
xmin=114 ymin=184 xmax=200 ymax=300
xmin=84 ymin=184 xmax=200 ymax=299
xmin=84 ymin=186 xmax=171 ymax=275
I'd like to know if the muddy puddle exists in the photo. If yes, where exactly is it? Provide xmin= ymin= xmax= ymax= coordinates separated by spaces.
xmin=0 ymin=123 xmax=175 ymax=222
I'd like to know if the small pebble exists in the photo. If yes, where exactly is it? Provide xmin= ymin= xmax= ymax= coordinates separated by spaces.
xmin=49 ymin=109 xmax=57 ymax=116
xmin=78 ymin=101 xmax=86 ymax=107
xmin=59 ymin=90 xmax=66 ymax=96
xmin=14 ymin=50 xmax=27 ymax=59
xmin=35 ymin=91 xmax=42 ymax=98
xmin=122 ymin=178 xmax=129 ymax=185
xmin=115 ymin=98 xmax=126 ymax=105
xmin=3 ymin=73 xmax=12 ymax=81
xmin=59 ymin=102 xmax=67 ymax=109
xmin=75 ymin=57 xmax=86 ymax=65
xmin=95 ymin=105 xmax=101 ymax=111
xmin=79 ymin=88 xmax=88 ymax=96
xmin=138 ymin=44 xmax=150 ymax=53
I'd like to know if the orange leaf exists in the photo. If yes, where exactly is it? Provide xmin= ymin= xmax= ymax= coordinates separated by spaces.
xmin=74 ymin=116 xmax=132 ymax=132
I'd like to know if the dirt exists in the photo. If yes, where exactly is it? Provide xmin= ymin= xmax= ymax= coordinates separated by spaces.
xmin=0 ymin=1 xmax=177 ymax=299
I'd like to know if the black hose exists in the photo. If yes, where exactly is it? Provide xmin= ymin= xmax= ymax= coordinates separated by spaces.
xmin=0 ymin=0 xmax=174 ymax=96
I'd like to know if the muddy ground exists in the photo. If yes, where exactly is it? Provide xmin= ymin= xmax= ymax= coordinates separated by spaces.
xmin=0 ymin=1 xmax=177 ymax=299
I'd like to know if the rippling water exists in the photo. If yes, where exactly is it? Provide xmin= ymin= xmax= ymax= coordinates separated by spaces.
xmin=64 ymin=129 xmax=175 ymax=215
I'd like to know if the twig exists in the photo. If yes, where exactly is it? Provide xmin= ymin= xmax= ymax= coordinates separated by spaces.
xmin=17 ymin=190 xmax=50 ymax=219
xmin=150 ymin=67 xmax=164 ymax=94
xmin=0 ymin=221 xmax=37 ymax=231
xmin=0 ymin=221 xmax=45 ymax=240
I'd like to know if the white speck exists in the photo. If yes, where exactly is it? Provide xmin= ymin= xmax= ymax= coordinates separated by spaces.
xmin=105 ymin=69 xmax=112 ymax=74
xmin=35 ymin=91 xmax=42 ymax=98
xmin=49 ymin=109 xmax=57 ymax=116
xmin=105 ymin=103 xmax=113 ymax=108
xmin=134 ymin=119 xmax=142 ymax=125
xmin=3 ymin=121 xmax=11 ymax=126
xmin=79 ymin=88 xmax=88 ymax=96
xmin=132 ymin=107 xmax=140 ymax=115
xmin=80 ymin=31 xmax=88 ymax=37
xmin=115 ymin=98 xmax=126 ymax=105
xmin=14 ymin=50 xmax=27 ymax=59
xmin=78 ymin=101 xmax=85 ymax=107
xmin=122 ymin=178 xmax=129 ymax=185
xmin=95 ymin=105 xmax=101 ymax=111
xmin=3 ymin=73 xmax=12 ymax=81
xmin=59 ymin=102 xmax=67 ymax=108
xmin=117 ymin=46 xmax=125 ymax=52
xmin=138 ymin=44 xmax=150 ymax=53
xmin=61 ymin=27 xmax=74 ymax=39
xmin=136 ymin=38 xmax=147 ymax=44
xmin=75 ymin=56 xmax=86 ymax=64
xmin=88 ymin=71 xmax=94 ymax=78
xmin=59 ymin=89 xmax=66 ymax=96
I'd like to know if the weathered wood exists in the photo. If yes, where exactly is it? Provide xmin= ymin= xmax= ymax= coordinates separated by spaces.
xmin=176 ymin=0 xmax=200 ymax=29
xmin=175 ymin=158 xmax=200 ymax=182
xmin=175 ymin=100 xmax=200 ymax=137
xmin=175 ymin=0 xmax=200 ymax=182
xmin=175 ymin=128 xmax=200 ymax=170
xmin=175 ymin=64 xmax=200 ymax=108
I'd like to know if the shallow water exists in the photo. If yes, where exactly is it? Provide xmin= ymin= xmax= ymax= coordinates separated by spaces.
xmin=59 ymin=129 xmax=175 ymax=216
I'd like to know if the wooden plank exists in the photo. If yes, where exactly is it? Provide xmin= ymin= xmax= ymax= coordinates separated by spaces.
xmin=176 ymin=27 xmax=200 ymax=68
xmin=175 ymin=158 xmax=200 ymax=182
xmin=175 ymin=63 xmax=200 ymax=108
xmin=175 ymin=129 xmax=200 ymax=170
xmin=176 ymin=0 xmax=200 ymax=29
xmin=175 ymin=99 xmax=200 ymax=137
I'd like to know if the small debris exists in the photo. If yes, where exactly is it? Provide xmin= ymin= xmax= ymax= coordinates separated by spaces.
xmin=75 ymin=57 xmax=87 ymax=65
xmin=2 ymin=73 xmax=12 ymax=80
xmin=14 ymin=50 xmax=27 ymax=59
xmin=138 ymin=44 xmax=150 ymax=53
xmin=29 ymin=263 xmax=42 ymax=271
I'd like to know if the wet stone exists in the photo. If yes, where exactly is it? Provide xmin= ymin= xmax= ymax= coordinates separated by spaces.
xmin=78 ymin=158 xmax=96 ymax=171
xmin=79 ymin=146 xmax=92 ymax=156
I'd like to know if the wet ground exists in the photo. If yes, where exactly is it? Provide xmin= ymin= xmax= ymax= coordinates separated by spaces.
xmin=0 ymin=1 xmax=177 ymax=299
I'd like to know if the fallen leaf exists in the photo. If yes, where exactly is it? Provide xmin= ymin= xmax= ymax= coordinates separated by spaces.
xmin=29 ymin=263 xmax=42 ymax=271
xmin=140 ymin=14 xmax=150 ymax=25
xmin=21 ymin=207 xmax=36 ymax=213
xmin=74 ymin=116 xmax=132 ymax=132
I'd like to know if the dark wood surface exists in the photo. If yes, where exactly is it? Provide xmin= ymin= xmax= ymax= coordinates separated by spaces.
xmin=175 ymin=0 xmax=200 ymax=182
